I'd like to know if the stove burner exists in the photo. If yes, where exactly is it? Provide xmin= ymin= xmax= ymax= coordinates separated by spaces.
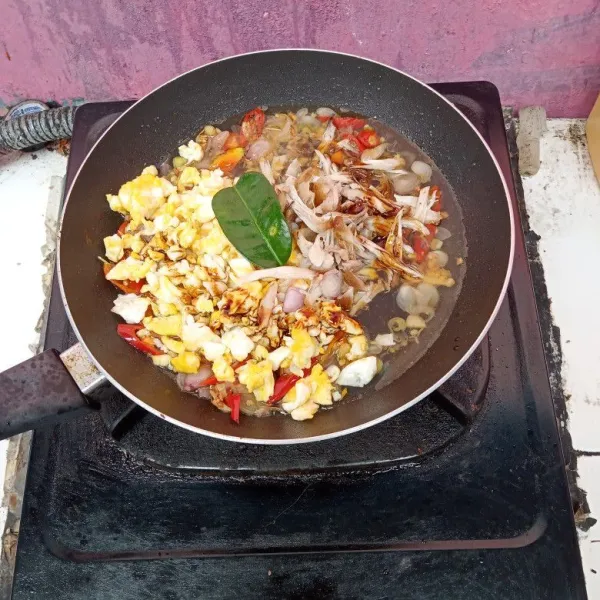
xmin=9 ymin=84 xmax=586 ymax=600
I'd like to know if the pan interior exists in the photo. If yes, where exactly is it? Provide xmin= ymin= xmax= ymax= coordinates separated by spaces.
xmin=59 ymin=51 xmax=512 ymax=442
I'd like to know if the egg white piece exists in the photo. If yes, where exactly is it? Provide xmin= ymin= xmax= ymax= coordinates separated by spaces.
xmin=111 ymin=294 xmax=150 ymax=324
xmin=336 ymin=356 xmax=378 ymax=387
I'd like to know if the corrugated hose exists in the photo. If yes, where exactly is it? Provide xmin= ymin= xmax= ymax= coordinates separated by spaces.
xmin=0 ymin=106 xmax=75 ymax=152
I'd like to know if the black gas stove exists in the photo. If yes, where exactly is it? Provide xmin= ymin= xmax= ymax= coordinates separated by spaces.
xmin=10 ymin=83 xmax=586 ymax=599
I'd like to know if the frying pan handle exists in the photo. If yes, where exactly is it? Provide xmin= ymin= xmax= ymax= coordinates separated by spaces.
xmin=0 ymin=344 xmax=105 ymax=440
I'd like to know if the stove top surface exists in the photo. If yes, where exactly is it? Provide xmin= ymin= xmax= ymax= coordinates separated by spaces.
xmin=11 ymin=83 xmax=586 ymax=599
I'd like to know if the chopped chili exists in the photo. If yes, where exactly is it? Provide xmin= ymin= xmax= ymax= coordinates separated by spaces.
xmin=211 ymin=147 xmax=244 ymax=173
xmin=340 ymin=133 xmax=366 ymax=154
xmin=103 ymin=262 xmax=145 ymax=294
xmin=198 ymin=359 xmax=248 ymax=387
xmin=224 ymin=393 xmax=241 ymax=424
xmin=356 ymin=129 xmax=380 ymax=149
xmin=268 ymin=374 xmax=300 ymax=405
xmin=332 ymin=116 xmax=365 ymax=130
xmin=241 ymin=107 xmax=265 ymax=142
xmin=267 ymin=358 xmax=319 ymax=405
xmin=223 ymin=132 xmax=247 ymax=149
xmin=117 ymin=324 xmax=162 ymax=355
xmin=413 ymin=235 xmax=430 ymax=263
xmin=425 ymin=224 xmax=437 ymax=243
xmin=330 ymin=150 xmax=345 ymax=165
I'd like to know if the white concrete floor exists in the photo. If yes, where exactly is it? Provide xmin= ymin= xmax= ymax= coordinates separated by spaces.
xmin=0 ymin=148 xmax=67 ymax=557
xmin=0 ymin=120 xmax=599 ymax=594
xmin=521 ymin=119 xmax=600 ymax=597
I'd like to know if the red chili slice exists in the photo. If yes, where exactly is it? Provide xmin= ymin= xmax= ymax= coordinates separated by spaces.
xmin=117 ymin=221 xmax=129 ymax=236
xmin=224 ymin=393 xmax=241 ymax=424
xmin=268 ymin=374 xmax=300 ymax=405
xmin=197 ymin=359 xmax=249 ymax=387
xmin=241 ymin=107 xmax=265 ymax=142
xmin=413 ymin=235 xmax=430 ymax=263
xmin=211 ymin=147 xmax=244 ymax=173
xmin=117 ymin=324 xmax=162 ymax=356
xmin=356 ymin=129 xmax=380 ymax=149
xmin=340 ymin=133 xmax=366 ymax=154
xmin=267 ymin=358 xmax=319 ymax=405
xmin=425 ymin=224 xmax=437 ymax=243
xmin=332 ymin=116 xmax=365 ymax=130
xmin=223 ymin=132 xmax=247 ymax=149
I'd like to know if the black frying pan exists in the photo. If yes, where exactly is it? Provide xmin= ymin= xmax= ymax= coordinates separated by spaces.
xmin=0 ymin=50 xmax=513 ymax=444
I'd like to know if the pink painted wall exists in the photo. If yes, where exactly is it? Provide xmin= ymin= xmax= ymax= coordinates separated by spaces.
xmin=2 ymin=0 xmax=599 ymax=116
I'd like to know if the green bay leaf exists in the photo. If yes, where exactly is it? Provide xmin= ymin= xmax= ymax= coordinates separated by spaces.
xmin=212 ymin=172 xmax=292 ymax=268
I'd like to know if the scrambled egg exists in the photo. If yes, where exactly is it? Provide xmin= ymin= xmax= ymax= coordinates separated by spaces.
xmin=346 ymin=335 xmax=368 ymax=362
xmin=104 ymin=235 xmax=124 ymax=262
xmin=307 ymin=364 xmax=333 ymax=406
xmin=280 ymin=364 xmax=333 ymax=420
xmin=212 ymin=356 xmax=235 ymax=382
xmin=178 ymin=140 xmax=203 ymax=163
xmin=106 ymin=257 xmax=153 ymax=282
xmin=238 ymin=360 xmax=275 ymax=403
xmin=103 ymin=142 xmax=375 ymax=421
xmin=107 ymin=166 xmax=175 ymax=226
xmin=286 ymin=328 xmax=320 ymax=374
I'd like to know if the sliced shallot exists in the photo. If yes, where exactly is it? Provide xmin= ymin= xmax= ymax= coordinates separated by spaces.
xmin=297 ymin=179 xmax=315 ymax=205
xmin=429 ymin=250 xmax=449 ymax=268
xmin=322 ymin=120 xmax=336 ymax=143
xmin=285 ymin=158 xmax=301 ymax=178
xmin=176 ymin=365 xmax=214 ymax=391
xmin=391 ymin=172 xmax=419 ymax=194
xmin=283 ymin=287 xmax=305 ymax=312
xmin=321 ymin=269 xmax=343 ymax=298
xmin=296 ymin=228 xmax=316 ymax=257
xmin=237 ymin=267 xmax=316 ymax=285
xmin=411 ymin=160 xmax=433 ymax=182
xmin=200 ymin=130 xmax=229 ymax=166
xmin=246 ymin=139 xmax=271 ymax=160
xmin=338 ymin=287 xmax=354 ymax=311
xmin=396 ymin=284 xmax=419 ymax=314
xmin=416 ymin=282 xmax=440 ymax=307
xmin=436 ymin=226 xmax=452 ymax=241
xmin=353 ymin=157 xmax=404 ymax=171
xmin=257 ymin=281 xmax=278 ymax=328
xmin=305 ymin=278 xmax=323 ymax=306
xmin=361 ymin=143 xmax=387 ymax=162
xmin=259 ymin=158 xmax=275 ymax=184
xmin=316 ymin=107 xmax=336 ymax=118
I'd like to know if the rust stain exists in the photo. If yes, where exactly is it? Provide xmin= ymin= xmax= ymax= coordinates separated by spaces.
xmin=3 ymin=43 xmax=10 ymax=60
